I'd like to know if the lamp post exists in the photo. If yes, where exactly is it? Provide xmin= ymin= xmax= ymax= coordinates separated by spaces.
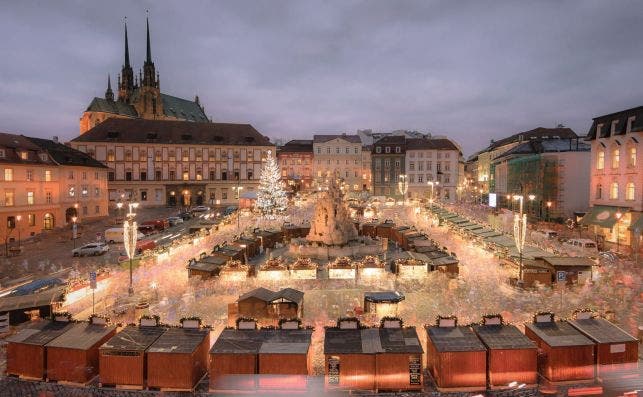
xmin=232 ymin=185 xmax=243 ymax=230
xmin=615 ymin=211 xmax=622 ymax=254
xmin=116 ymin=202 xmax=123 ymax=222
xmin=71 ymin=216 xmax=78 ymax=249
xmin=15 ymin=215 xmax=21 ymax=248
xmin=428 ymin=181 xmax=439 ymax=205
xmin=479 ymin=188 xmax=484 ymax=205
xmin=528 ymin=194 xmax=536 ymax=219
xmin=124 ymin=201 xmax=139 ymax=296
xmin=546 ymin=201 xmax=552 ymax=223
xmin=398 ymin=174 xmax=408 ymax=206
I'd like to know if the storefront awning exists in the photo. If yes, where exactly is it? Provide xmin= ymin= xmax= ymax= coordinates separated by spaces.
xmin=580 ymin=205 xmax=627 ymax=229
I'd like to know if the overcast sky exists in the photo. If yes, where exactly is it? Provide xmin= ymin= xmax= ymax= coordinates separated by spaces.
xmin=1 ymin=1 xmax=642 ymax=156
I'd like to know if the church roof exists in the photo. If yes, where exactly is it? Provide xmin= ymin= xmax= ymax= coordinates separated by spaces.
xmin=26 ymin=137 xmax=108 ymax=169
xmin=161 ymin=94 xmax=209 ymax=122
xmin=86 ymin=97 xmax=138 ymax=117
xmin=72 ymin=118 xmax=273 ymax=147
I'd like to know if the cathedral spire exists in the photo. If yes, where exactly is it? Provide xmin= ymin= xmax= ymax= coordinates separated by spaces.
xmin=142 ymin=12 xmax=157 ymax=88
xmin=124 ymin=19 xmax=130 ymax=68
xmin=145 ymin=16 xmax=152 ymax=64
xmin=105 ymin=74 xmax=114 ymax=101
xmin=118 ymin=17 xmax=134 ymax=102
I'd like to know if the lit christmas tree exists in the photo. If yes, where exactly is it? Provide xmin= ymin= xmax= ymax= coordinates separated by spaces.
xmin=256 ymin=150 xmax=288 ymax=218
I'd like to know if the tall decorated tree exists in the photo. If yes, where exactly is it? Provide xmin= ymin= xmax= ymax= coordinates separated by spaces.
xmin=256 ymin=150 xmax=288 ymax=218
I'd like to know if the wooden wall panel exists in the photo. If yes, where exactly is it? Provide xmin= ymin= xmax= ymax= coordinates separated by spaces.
xmin=99 ymin=352 xmax=145 ymax=386
xmin=596 ymin=341 xmax=638 ymax=378
xmin=325 ymin=354 xmax=376 ymax=391
xmin=376 ymin=353 xmax=423 ymax=391
xmin=488 ymin=348 xmax=537 ymax=387
xmin=209 ymin=353 xmax=256 ymax=391
xmin=7 ymin=344 xmax=45 ymax=379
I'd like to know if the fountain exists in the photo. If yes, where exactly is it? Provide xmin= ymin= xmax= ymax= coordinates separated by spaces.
xmin=288 ymin=182 xmax=384 ymax=259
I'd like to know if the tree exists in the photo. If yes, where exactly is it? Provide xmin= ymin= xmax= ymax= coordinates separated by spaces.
xmin=256 ymin=150 xmax=288 ymax=217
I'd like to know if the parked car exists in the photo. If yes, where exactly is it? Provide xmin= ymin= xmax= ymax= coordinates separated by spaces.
xmin=117 ymin=239 xmax=157 ymax=262
xmin=72 ymin=242 xmax=109 ymax=257
xmin=104 ymin=228 xmax=145 ymax=243
xmin=222 ymin=206 xmax=238 ymax=216
xmin=562 ymin=238 xmax=599 ymax=258
xmin=140 ymin=219 xmax=170 ymax=232
xmin=167 ymin=216 xmax=184 ymax=226
xmin=531 ymin=229 xmax=558 ymax=242
xmin=191 ymin=205 xmax=210 ymax=212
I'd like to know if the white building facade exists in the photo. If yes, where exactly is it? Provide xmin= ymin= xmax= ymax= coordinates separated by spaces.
xmin=404 ymin=138 xmax=461 ymax=203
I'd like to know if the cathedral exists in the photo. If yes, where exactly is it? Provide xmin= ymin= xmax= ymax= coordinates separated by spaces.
xmin=79 ymin=19 xmax=210 ymax=134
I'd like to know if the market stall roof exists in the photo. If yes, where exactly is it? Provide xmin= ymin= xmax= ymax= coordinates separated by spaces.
xmin=212 ymin=329 xmax=312 ymax=354
xmin=147 ymin=327 xmax=209 ymax=354
xmin=568 ymin=317 xmax=638 ymax=344
xmin=485 ymin=235 xmax=515 ymax=248
xmin=431 ymin=256 xmax=459 ymax=266
xmin=0 ymin=286 xmax=66 ymax=313
xmin=461 ymin=223 xmax=484 ymax=230
xmin=447 ymin=217 xmax=469 ymax=224
xmin=541 ymin=257 xmax=596 ymax=268
xmin=6 ymin=319 xmax=73 ymax=346
xmin=187 ymin=256 xmax=227 ymax=273
xmin=45 ymin=322 xmax=116 ymax=350
xmin=100 ymin=325 xmax=166 ymax=352
xmin=507 ymin=246 xmax=552 ymax=260
xmin=473 ymin=324 xmax=537 ymax=350
xmin=324 ymin=327 xmax=422 ymax=354
xmin=580 ymin=205 xmax=628 ymax=228
xmin=364 ymin=291 xmax=405 ymax=303
xmin=425 ymin=325 xmax=486 ymax=352
xmin=524 ymin=321 xmax=594 ymax=347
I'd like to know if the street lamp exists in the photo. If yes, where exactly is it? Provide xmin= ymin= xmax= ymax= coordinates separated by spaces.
xmin=528 ymin=194 xmax=536 ymax=219
xmin=615 ymin=211 xmax=622 ymax=254
xmin=15 ymin=215 xmax=21 ymax=248
xmin=71 ymin=216 xmax=78 ymax=249
xmin=546 ymin=201 xmax=552 ymax=223
xmin=428 ymin=181 xmax=439 ymax=205
xmin=513 ymin=194 xmax=533 ymax=284
xmin=124 ymin=201 xmax=139 ymax=296
xmin=479 ymin=188 xmax=484 ymax=205
xmin=232 ymin=185 xmax=243 ymax=230
xmin=116 ymin=202 xmax=123 ymax=221
xmin=398 ymin=174 xmax=408 ymax=205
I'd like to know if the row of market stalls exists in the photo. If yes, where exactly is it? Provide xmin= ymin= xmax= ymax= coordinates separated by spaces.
xmin=6 ymin=311 xmax=637 ymax=393
xmin=428 ymin=205 xmax=598 ymax=287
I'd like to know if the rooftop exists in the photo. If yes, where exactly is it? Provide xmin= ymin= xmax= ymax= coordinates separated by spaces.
xmin=568 ymin=317 xmax=638 ymax=344
xmin=146 ymin=327 xmax=209 ymax=354
xmin=406 ymin=137 xmax=461 ymax=152
xmin=100 ymin=325 xmax=166 ymax=351
xmin=524 ymin=321 xmax=595 ymax=347
xmin=72 ymin=118 xmax=272 ymax=147
xmin=313 ymin=134 xmax=362 ymax=144
xmin=586 ymin=105 xmax=643 ymax=140
xmin=364 ymin=291 xmax=405 ymax=303
xmin=425 ymin=325 xmax=486 ymax=352
xmin=6 ymin=320 xmax=73 ymax=346
xmin=211 ymin=328 xmax=313 ymax=354
xmin=238 ymin=287 xmax=304 ymax=305
xmin=486 ymin=127 xmax=578 ymax=152
xmin=26 ymin=137 xmax=108 ymax=169
xmin=324 ymin=327 xmax=423 ymax=354
xmin=278 ymin=140 xmax=313 ymax=153
xmin=45 ymin=322 xmax=116 ymax=350
xmin=472 ymin=324 xmax=536 ymax=350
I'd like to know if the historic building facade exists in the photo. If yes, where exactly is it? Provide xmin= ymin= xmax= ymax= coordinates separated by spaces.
xmin=70 ymin=118 xmax=275 ymax=207
xmin=312 ymin=134 xmax=365 ymax=191
xmin=405 ymin=138 xmax=462 ymax=203
xmin=371 ymin=135 xmax=406 ymax=198
xmin=582 ymin=106 xmax=642 ymax=252
xmin=0 ymin=133 xmax=108 ymax=241
xmin=277 ymin=140 xmax=313 ymax=193
xmin=79 ymin=19 xmax=209 ymax=134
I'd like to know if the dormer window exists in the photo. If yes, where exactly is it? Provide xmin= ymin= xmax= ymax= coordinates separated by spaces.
xmin=0 ymin=149 xmax=5 ymax=158
xmin=395 ymin=147 xmax=401 ymax=153
xmin=376 ymin=147 xmax=381 ymax=154
xmin=19 ymin=151 xmax=28 ymax=160
xmin=385 ymin=147 xmax=391 ymax=153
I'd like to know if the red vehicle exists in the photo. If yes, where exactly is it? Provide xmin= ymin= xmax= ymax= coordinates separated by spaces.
xmin=140 ymin=219 xmax=170 ymax=232
xmin=118 ymin=239 xmax=157 ymax=263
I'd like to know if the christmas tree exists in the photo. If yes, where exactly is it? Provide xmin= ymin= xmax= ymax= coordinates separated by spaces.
xmin=256 ymin=150 xmax=288 ymax=217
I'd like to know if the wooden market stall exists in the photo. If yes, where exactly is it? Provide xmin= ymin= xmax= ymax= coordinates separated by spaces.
xmin=186 ymin=255 xmax=227 ymax=279
xmin=213 ymin=244 xmax=245 ymax=263
xmin=210 ymin=319 xmax=313 ymax=392
xmin=232 ymin=235 xmax=261 ymax=259
xmin=360 ymin=220 xmax=379 ymax=238
xmin=6 ymin=317 xmax=74 ymax=380
xmin=289 ymin=257 xmax=318 ymax=279
xmin=523 ymin=312 xmax=595 ymax=383
xmin=472 ymin=315 xmax=537 ymax=389
xmin=282 ymin=223 xmax=311 ymax=242
xmin=45 ymin=317 xmax=117 ymax=384
xmin=228 ymin=287 xmax=304 ymax=327
xmin=252 ymin=228 xmax=281 ymax=250
xmin=429 ymin=255 xmax=459 ymax=276
xmin=568 ymin=312 xmax=639 ymax=379
xmin=394 ymin=253 xmax=428 ymax=278
xmin=425 ymin=317 xmax=487 ymax=391
xmin=375 ymin=220 xmax=396 ymax=240
xmin=328 ymin=256 xmax=356 ymax=279
xmin=357 ymin=256 xmax=387 ymax=279
xmin=391 ymin=225 xmax=411 ymax=246
xmin=364 ymin=291 xmax=405 ymax=318
xmin=98 ymin=320 xmax=167 ymax=388
xmin=146 ymin=321 xmax=210 ymax=391
xmin=323 ymin=318 xmax=423 ymax=392
xmin=541 ymin=257 xmax=596 ymax=285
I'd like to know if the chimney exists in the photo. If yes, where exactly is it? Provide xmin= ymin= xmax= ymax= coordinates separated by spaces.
xmin=52 ymin=136 xmax=59 ymax=143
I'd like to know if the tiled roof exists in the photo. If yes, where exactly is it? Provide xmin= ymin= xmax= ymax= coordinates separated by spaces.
xmin=472 ymin=324 xmax=536 ymax=350
xmin=425 ymin=325 xmax=486 ymax=352
xmin=46 ymin=322 xmax=116 ymax=350
xmin=0 ymin=132 xmax=51 ymax=165
xmin=72 ymin=118 xmax=273 ymax=146
xmin=524 ymin=321 xmax=594 ymax=347
xmin=278 ymin=140 xmax=313 ymax=153
xmin=324 ymin=326 xmax=422 ymax=354
xmin=313 ymin=134 xmax=362 ymax=144
xmin=586 ymin=105 xmax=643 ymax=140
xmin=406 ymin=138 xmax=460 ymax=151
xmin=237 ymin=287 xmax=304 ymax=305
xmin=146 ymin=327 xmax=209 ymax=354
xmin=493 ymin=138 xmax=590 ymax=161
xmin=26 ymin=137 xmax=108 ymax=169
xmin=374 ymin=135 xmax=406 ymax=145
xmin=85 ymin=97 xmax=138 ymax=117
xmin=211 ymin=328 xmax=312 ymax=354
xmin=568 ymin=318 xmax=638 ymax=344
xmin=161 ymin=94 xmax=209 ymax=122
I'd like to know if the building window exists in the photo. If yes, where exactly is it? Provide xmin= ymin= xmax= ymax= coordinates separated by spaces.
xmin=45 ymin=170 xmax=52 ymax=182
xmin=0 ymin=149 xmax=5 ymax=158
xmin=27 ymin=191 xmax=34 ymax=205
xmin=409 ymin=162 xmax=415 ymax=171
xmin=169 ymin=151 xmax=176 ymax=162
xmin=95 ymin=187 xmax=100 ymax=197
xmin=182 ymin=171 xmax=189 ymax=181
xmin=5 ymin=191 xmax=14 ymax=206
xmin=68 ymin=186 xmax=75 ymax=197
xmin=46 ymin=191 xmax=52 ymax=203
xmin=234 ymin=171 xmax=240 ymax=180
xmin=385 ymin=147 xmax=391 ymax=153
xmin=595 ymin=184 xmax=602 ymax=199
xmin=626 ymin=182 xmax=635 ymax=201
xmin=612 ymin=148 xmax=620 ymax=169
xmin=395 ymin=147 xmax=401 ymax=153
xmin=125 ymin=150 xmax=132 ymax=161
xmin=43 ymin=213 xmax=54 ymax=230
xmin=628 ymin=147 xmax=637 ymax=167
xmin=196 ymin=171 xmax=202 ymax=181
xmin=384 ymin=159 xmax=390 ymax=168
xmin=610 ymin=182 xmax=619 ymax=199
xmin=209 ymin=170 xmax=215 ymax=180
xmin=28 ymin=214 xmax=35 ymax=226
xmin=141 ymin=191 xmax=148 ymax=201
xmin=376 ymin=147 xmax=381 ymax=153
xmin=94 ymin=171 xmax=99 ymax=180
xmin=68 ymin=171 xmax=74 ymax=180
xmin=26 ymin=170 xmax=33 ymax=181
xmin=82 ymin=206 xmax=88 ymax=216
xmin=140 ymin=171 xmax=147 ymax=181
xmin=222 ymin=189 xmax=228 ymax=200
xmin=19 ymin=151 xmax=28 ymax=160
xmin=108 ymin=172 xmax=115 ymax=181
xmin=221 ymin=171 xmax=227 ymax=181
xmin=155 ymin=151 xmax=161 ymax=161
xmin=169 ymin=170 xmax=175 ymax=180
xmin=81 ymin=185 xmax=88 ymax=197
xmin=248 ymin=171 xmax=253 ymax=180
xmin=444 ymin=175 xmax=450 ymax=183
xmin=95 ymin=205 xmax=100 ymax=214
xmin=155 ymin=170 xmax=162 ymax=180
xmin=417 ymin=175 xmax=423 ymax=183
xmin=182 ymin=152 xmax=189 ymax=162
xmin=7 ymin=216 xmax=15 ymax=229
xmin=394 ymin=160 xmax=400 ymax=168
xmin=82 ymin=171 xmax=87 ymax=180
xmin=107 ymin=150 xmax=115 ymax=161
xmin=596 ymin=150 xmax=604 ymax=170
xmin=4 ymin=168 xmax=13 ymax=181
xmin=125 ymin=172 xmax=132 ymax=181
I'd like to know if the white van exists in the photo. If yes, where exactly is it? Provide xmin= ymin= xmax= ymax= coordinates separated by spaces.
xmin=531 ymin=229 xmax=558 ymax=242
xmin=562 ymin=238 xmax=599 ymax=258
xmin=104 ymin=228 xmax=145 ymax=244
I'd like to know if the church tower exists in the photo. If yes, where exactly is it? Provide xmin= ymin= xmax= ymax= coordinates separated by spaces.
xmin=105 ymin=74 xmax=114 ymax=101
xmin=134 ymin=17 xmax=164 ymax=119
xmin=118 ymin=21 xmax=135 ymax=102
